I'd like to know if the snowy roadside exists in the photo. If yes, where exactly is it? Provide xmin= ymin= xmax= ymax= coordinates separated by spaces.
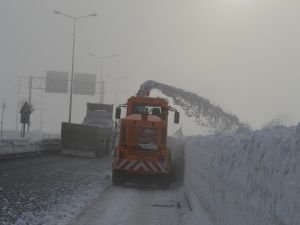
xmin=184 ymin=124 xmax=300 ymax=225
xmin=67 ymin=184 xmax=201 ymax=225
xmin=0 ymin=131 xmax=60 ymax=157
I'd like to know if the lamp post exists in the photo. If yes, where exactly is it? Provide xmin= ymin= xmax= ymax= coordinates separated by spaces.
xmin=108 ymin=75 xmax=128 ymax=106
xmin=54 ymin=10 xmax=97 ymax=123
xmin=1 ymin=101 xmax=6 ymax=137
xmin=88 ymin=53 xmax=118 ymax=103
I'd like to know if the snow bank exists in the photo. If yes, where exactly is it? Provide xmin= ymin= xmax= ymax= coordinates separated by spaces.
xmin=0 ymin=131 xmax=60 ymax=157
xmin=184 ymin=124 xmax=300 ymax=225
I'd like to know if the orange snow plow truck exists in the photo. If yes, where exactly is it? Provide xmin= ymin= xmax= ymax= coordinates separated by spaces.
xmin=112 ymin=94 xmax=179 ymax=187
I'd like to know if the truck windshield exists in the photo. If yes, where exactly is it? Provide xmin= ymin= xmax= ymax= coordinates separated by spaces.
xmin=132 ymin=104 xmax=162 ymax=116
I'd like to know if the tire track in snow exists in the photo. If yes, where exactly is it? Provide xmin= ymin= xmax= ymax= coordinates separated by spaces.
xmin=68 ymin=185 xmax=194 ymax=225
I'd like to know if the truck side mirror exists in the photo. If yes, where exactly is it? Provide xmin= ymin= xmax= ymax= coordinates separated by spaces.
xmin=115 ymin=107 xmax=121 ymax=119
xmin=174 ymin=111 xmax=180 ymax=124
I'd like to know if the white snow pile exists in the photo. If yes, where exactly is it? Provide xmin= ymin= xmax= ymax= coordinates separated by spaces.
xmin=184 ymin=124 xmax=300 ymax=225
xmin=138 ymin=80 xmax=242 ymax=133
xmin=0 ymin=131 xmax=60 ymax=156
xmin=0 ymin=138 xmax=39 ymax=156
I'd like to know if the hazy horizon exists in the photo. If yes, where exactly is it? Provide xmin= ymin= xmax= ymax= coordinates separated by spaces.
xmin=1 ymin=0 xmax=300 ymax=134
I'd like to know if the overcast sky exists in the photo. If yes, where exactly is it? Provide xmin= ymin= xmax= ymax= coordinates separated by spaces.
xmin=1 ymin=0 xmax=300 ymax=133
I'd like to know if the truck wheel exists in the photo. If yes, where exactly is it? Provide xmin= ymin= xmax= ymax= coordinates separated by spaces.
xmin=112 ymin=170 xmax=126 ymax=185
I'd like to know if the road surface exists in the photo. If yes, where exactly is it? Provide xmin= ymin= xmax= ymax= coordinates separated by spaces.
xmin=0 ymin=153 xmax=112 ymax=225
xmin=68 ymin=137 xmax=196 ymax=225
xmin=69 ymin=184 xmax=195 ymax=225
xmin=0 ymin=138 xmax=200 ymax=225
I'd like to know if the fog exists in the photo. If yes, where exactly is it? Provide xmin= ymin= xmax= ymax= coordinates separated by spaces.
xmin=1 ymin=0 xmax=300 ymax=133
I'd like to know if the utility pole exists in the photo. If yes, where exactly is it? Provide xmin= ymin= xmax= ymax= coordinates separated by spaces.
xmin=99 ymin=61 xmax=104 ymax=103
xmin=15 ymin=77 xmax=21 ymax=131
xmin=1 ymin=101 xmax=6 ymax=137
xmin=107 ymin=75 xmax=128 ymax=106
xmin=88 ymin=53 xmax=118 ymax=103
xmin=27 ymin=76 xmax=33 ymax=132
xmin=54 ymin=10 xmax=97 ymax=122
xmin=99 ymin=78 xmax=105 ymax=103
xmin=39 ymin=93 xmax=45 ymax=131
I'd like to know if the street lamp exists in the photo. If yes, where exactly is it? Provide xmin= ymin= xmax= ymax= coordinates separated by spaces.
xmin=54 ymin=10 xmax=97 ymax=123
xmin=88 ymin=53 xmax=118 ymax=103
xmin=108 ymin=75 xmax=128 ymax=106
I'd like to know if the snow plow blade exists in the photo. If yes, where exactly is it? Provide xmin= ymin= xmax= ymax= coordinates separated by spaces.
xmin=61 ymin=103 xmax=114 ymax=158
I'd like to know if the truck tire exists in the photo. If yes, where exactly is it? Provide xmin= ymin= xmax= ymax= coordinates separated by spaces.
xmin=112 ymin=170 xmax=126 ymax=185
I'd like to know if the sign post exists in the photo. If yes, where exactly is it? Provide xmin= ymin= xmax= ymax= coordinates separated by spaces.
xmin=20 ymin=102 xmax=33 ymax=137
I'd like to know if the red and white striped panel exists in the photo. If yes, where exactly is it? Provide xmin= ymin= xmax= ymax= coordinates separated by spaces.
xmin=115 ymin=159 xmax=168 ymax=174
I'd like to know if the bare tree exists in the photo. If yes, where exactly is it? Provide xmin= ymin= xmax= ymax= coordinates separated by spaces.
xmin=1 ymin=101 xmax=6 ymax=137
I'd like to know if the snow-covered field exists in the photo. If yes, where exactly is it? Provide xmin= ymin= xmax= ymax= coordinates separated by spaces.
xmin=184 ymin=124 xmax=300 ymax=225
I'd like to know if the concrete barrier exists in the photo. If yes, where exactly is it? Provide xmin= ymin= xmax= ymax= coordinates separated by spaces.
xmin=0 ymin=138 xmax=61 ymax=158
